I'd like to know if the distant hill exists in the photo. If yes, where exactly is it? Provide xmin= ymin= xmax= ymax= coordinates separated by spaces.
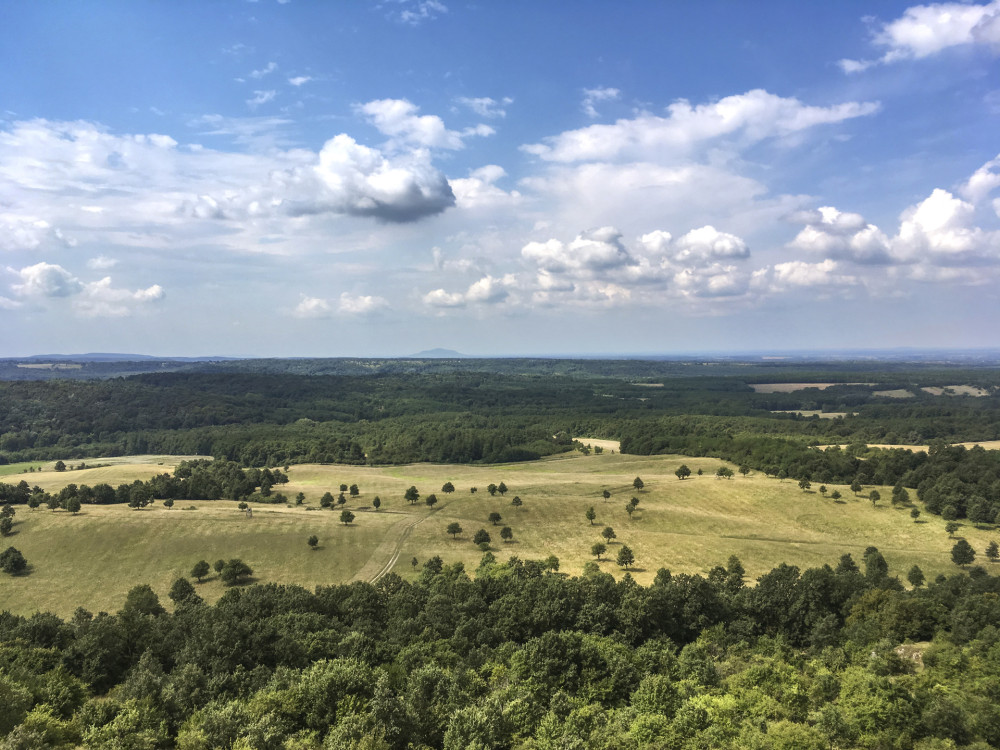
xmin=22 ymin=353 xmax=238 ymax=362
xmin=406 ymin=348 xmax=470 ymax=359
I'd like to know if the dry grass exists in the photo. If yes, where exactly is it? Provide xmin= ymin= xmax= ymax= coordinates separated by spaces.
xmin=922 ymin=385 xmax=991 ymax=397
xmin=749 ymin=382 xmax=873 ymax=393
xmin=873 ymin=389 xmax=915 ymax=398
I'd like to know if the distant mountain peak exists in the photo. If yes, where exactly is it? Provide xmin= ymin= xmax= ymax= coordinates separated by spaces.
xmin=408 ymin=348 xmax=468 ymax=358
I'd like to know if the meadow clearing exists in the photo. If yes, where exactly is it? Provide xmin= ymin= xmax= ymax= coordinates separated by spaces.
xmin=1 ymin=448 xmax=995 ymax=616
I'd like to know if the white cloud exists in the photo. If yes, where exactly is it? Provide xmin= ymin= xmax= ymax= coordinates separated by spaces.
xmin=451 ymin=165 xmax=521 ymax=209
xmin=293 ymin=296 xmax=333 ymax=318
xmin=961 ymin=154 xmax=1000 ymax=203
xmin=840 ymin=0 xmax=1000 ymax=72
xmin=386 ymin=0 xmax=447 ymax=25
xmin=522 ymin=227 xmax=634 ymax=274
xmin=423 ymin=274 xmax=513 ymax=308
xmin=523 ymin=89 xmax=879 ymax=162
xmin=288 ymin=76 xmax=312 ymax=87
xmin=338 ymin=292 xmax=388 ymax=314
xmin=672 ymin=226 xmax=750 ymax=265
xmin=0 ymin=296 xmax=20 ymax=310
xmin=249 ymin=61 xmax=278 ymax=79
xmin=769 ymin=259 xmax=857 ymax=288
xmin=0 ymin=214 xmax=54 ymax=251
xmin=581 ymin=87 xmax=620 ymax=118
xmin=75 ymin=278 xmax=165 ymax=317
xmin=895 ymin=188 xmax=1000 ymax=263
xmin=86 ymin=255 xmax=119 ymax=270
xmin=11 ymin=262 xmax=83 ymax=298
xmin=456 ymin=96 xmax=512 ymax=118
xmin=247 ymin=90 xmax=277 ymax=109
xmin=789 ymin=206 xmax=894 ymax=264
xmin=358 ymin=98 xmax=492 ymax=150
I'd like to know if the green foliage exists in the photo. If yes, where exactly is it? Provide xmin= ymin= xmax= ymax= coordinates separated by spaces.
xmin=307 ymin=535 xmax=319 ymax=549
xmin=219 ymin=559 xmax=252 ymax=586
xmin=952 ymin=539 xmax=976 ymax=567
xmin=0 ymin=546 xmax=27 ymax=575
xmin=340 ymin=510 xmax=355 ymax=525
xmin=190 ymin=560 xmax=210 ymax=582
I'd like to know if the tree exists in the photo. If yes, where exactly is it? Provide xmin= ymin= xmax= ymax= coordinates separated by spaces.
xmin=819 ymin=485 xmax=827 ymax=495
xmin=372 ymin=496 xmax=381 ymax=511
xmin=0 ymin=518 xmax=11 ymax=537
xmin=320 ymin=492 xmax=334 ymax=508
xmin=952 ymin=539 xmax=976 ymax=567
xmin=340 ymin=484 xmax=348 ymax=492
xmin=349 ymin=484 xmax=359 ymax=497
xmin=488 ymin=511 xmax=502 ymax=526
xmin=602 ymin=526 xmax=616 ymax=543
xmin=500 ymin=526 xmax=513 ymax=543
xmin=473 ymin=529 xmax=491 ymax=546
xmin=739 ymin=464 xmax=750 ymax=478
xmin=869 ymin=490 xmax=881 ymax=507
xmin=163 ymin=498 xmax=174 ymax=510
xmin=675 ymin=464 xmax=691 ymax=480
xmin=340 ymin=510 xmax=355 ymax=525
xmin=442 ymin=482 xmax=455 ymax=493
xmin=850 ymin=480 xmax=863 ymax=496
xmin=0 ymin=547 xmax=26 ymax=575
xmin=798 ymin=478 xmax=812 ymax=492
xmin=717 ymin=466 xmax=734 ymax=480
xmin=190 ymin=560 xmax=210 ymax=582
xmin=404 ymin=486 xmax=420 ymax=505
xmin=511 ymin=496 xmax=522 ymax=510
xmin=213 ymin=559 xmax=225 ymax=574
xmin=64 ymin=497 xmax=81 ymax=515
xmin=586 ymin=507 xmax=596 ymax=525
xmin=907 ymin=565 xmax=925 ymax=588
xmin=295 ymin=492 xmax=305 ymax=505
xmin=910 ymin=507 xmax=921 ymax=522
xmin=307 ymin=535 xmax=319 ymax=549
xmin=411 ymin=557 xmax=418 ymax=568
xmin=220 ymin=559 xmax=253 ymax=586
xmin=487 ymin=483 xmax=498 ymax=496
xmin=169 ymin=577 xmax=199 ymax=604
xmin=629 ymin=496 xmax=639 ymax=509
xmin=946 ymin=521 xmax=960 ymax=537
xmin=616 ymin=545 xmax=635 ymax=569
xmin=830 ymin=489 xmax=842 ymax=501
xmin=425 ymin=494 xmax=438 ymax=509
xmin=591 ymin=542 xmax=607 ymax=560
xmin=497 ymin=482 xmax=508 ymax=496
xmin=54 ymin=461 xmax=66 ymax=472
xmin=625 ymin=503 xmax=635 ymax=519
xmin=602 ymin=489 xmax=611 ymax=501
xmin=446 ymin=522 xmax=463 ymax=539
xmin=633 ymin=477 xmax=644 ymax=491
xmin=337 ymin=493 xmax=347 ymax=506
xmin=986 ymin=540 xmax=999 ymax=563
xmin=470 ymin=487 xmax=477 ymax=494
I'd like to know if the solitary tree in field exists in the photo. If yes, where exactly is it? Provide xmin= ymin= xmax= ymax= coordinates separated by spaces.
xmin=372 ymin=496 xmax=381 ymax=511
xmin=586 ymin=507 xmax=596 ymax=525
xmin=675 ymin=464 xmax=691 ymax=480
xmin=340 ymin=510 xmax=355 ymax=525
xmin=191 ymin=560 xmax=210 ymax=582
xmin=213 ymin=559 xmax=225 ymax=575
xmin=625 ymin=503 xmax=635 ymax=520
xmin=907 ymin=565 xmax=925 ymax=588
xmin=488 ymin=511 xmax=502 ymax=526
xmin=349 ymin=484 xmax=359 ymax=497
xmin=511 ymin=496 xmax=522 ymax=510
xmin=830 ymin=490 xmax=842 ymax=502
xmin=296 ymin=492 xmax=305 ymax=505
xmin=500 ymin=526 xmax=513 ymax=543
xmin=0 ymin=547 xmax=27 ymax=575
xmin=952 ymin=539 xmax=976 ymax=567
xmin=602 ymin=489 xmax=611 ymax=501
xmin=986 ymin=540 xmax=999 ymax=563
xmin=320 ymin=492 xmax=334 ymax=508
xmin=337 ymin=493 xmax=347 ymax=507
xmin=616 ymin=545 xmax=635 ymax=570
xmin=220 ymin=559 xmax=253 ymax=586
xmin=798 ymin=478 xmax=811 ymax=492
xmin=497 ymin=482 xmax=508 ymax=496
xmin=340 ymin=484 xmax=348 ymax=492
xmin=946 ymin=521 xmax=960 ymax=537
xmin=910 ymin=507 xmax=921 ymax=522
xmin=591 ymin=542 xmax=607 ymax=561
xmin=633 ymin=477 xmax=644 ymax=491
xmin=470 ymin=487 xmax=477 ymax=494
xmin=163 ymin=498 xmax=174 ymax=509
xmin=425 ymin=494 xmax=438 ymax=509
xmin=487 ymin=484 xmax=498 ymax=496
xmin=411 ymin=557 xmax=418 ymax=568
xmin=54 ymin=461 xmax=66 ymax=472
xmin=850 ymin=480 xmax=863 ymax=496
xmin=819 ymin=486 xmax=827 ymax=496
xmin=629 ymin=496 xmax=640 ymax=509
xmin=404 ymin=486 xmax=420 ymax=505
xmin=717 ymin=467 xmax=734 ymax=480
xmin=442 ymin=482 xmax=455 ymax=494
xmin=739 ymin=464 xmax=750 ymax=478
xmin=307 ymin=535 xmax=319 ymax=549
xmin=602 ymin=526 xmax=617 ymax=543
xmin=169 ymin=577 xmax=200 ymax=605
xmin=0 ymin=518 xmax=12 ymax=536
xmin=473 ymin=529 xmax=491 ymax=547
xmin=447 ymin=522 xmax=463 ymax=539
xmin=869 ymin=490 xmax=881 ymax=507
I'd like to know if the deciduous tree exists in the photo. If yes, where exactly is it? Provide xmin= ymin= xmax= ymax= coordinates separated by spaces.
xmin=0 ymin=547 xmax=26 ymax=575
xmin=488 ymin=511 xmax=502 ymax=526
xmin=190 ymin=560 xmax=210 ymax=582
xmin=340 ymin=510 xmax=355 ymax=525
xmin=591 ymin=542 xmax=606 ymax=560
xmin=307 ymin=535 xmax=319 ymax=549
xmin=602 ymin=526 xmax=616 ymax=543
xmin=617 ymin=545 xmax=635 ymax=569
xmin=675 ymin=464 xmax=691 ymax=480
xmin=633 ymin=477 xmax=644 ymax=491
xmin=500 ymin=526 xmax=513 ymax=543
xmin=585 ymin=507 xmax=596 ymax=525
xmin=952 ymin=539 xmax=976 ymax=567
xmin=446 ymin=522 xmax=462 ymax=539
xmin=442 ymin=482 xmax=454 ymax=493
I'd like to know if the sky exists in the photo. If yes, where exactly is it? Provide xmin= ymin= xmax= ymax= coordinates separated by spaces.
xmin=1 ymin=0 xmax=999 ymax=357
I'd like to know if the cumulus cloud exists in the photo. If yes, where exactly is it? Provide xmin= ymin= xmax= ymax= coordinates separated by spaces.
xmin=423 ymin=274 xmax=514 ymax=308
xmin=789 ymin=206 xmax=894 ymax=264
xmin=456 ymin=96 xmax=513 ymax=118
xmin=338 ymin=292 xmax=388 ymax=314
xmin=288 ymin=76 xmax=312 ymax=87
xmin=0 ymin=214 xmax=55 ymax=252
xmin=581 ymin=87 xmax=620 ymax=118
xmin=249 ymin=61 xmax=278 ymax=79
xmin=523 ymin=89 xmax=879 ymax=162
xmin=358 ymin=98 xmax=493 ymax=150
xmin=840 ymin=0 xmax=1000 ymax=72
xmin=451 ymin=165 xmax=521 ymax=209
xmin=9 ymin=262 xmax=163 ymax=316
xmin=293 ymin=296 xmax=332 ymax=318
xmin=671 ymin=226 xmax=750 ymax=264
xmin=86 ymin=255 xmax=119 ymax=270
xmin=11 ymin=262 xmax=83 ymax=298
xmin=768 ymin=259 xmax=858 ymax=289
xmin=383 ymin=0 xmax=447 ymax=24
xmin=522 ymin=227 xmax=634 ymax=274
xmin=895 ymin=188 xmax=999 ymax=263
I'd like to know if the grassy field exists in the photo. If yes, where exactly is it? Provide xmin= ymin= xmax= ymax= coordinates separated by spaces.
xmin=1 ymin=451 xmax=996 ymax=617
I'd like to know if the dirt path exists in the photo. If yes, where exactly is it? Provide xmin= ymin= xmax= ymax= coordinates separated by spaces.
xmin=355 ymin=510 xmax=436 ymax=583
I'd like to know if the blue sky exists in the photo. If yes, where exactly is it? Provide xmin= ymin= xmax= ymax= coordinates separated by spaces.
xmin=2 ymin=0 xmax=999 ymax=356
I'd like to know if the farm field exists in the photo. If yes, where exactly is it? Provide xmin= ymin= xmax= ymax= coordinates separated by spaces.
xmin=2 ymin=450 xmax=994 ymax=617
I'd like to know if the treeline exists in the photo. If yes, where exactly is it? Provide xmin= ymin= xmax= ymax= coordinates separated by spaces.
xmin=3 ymin=554 xmax=1000 ymax=747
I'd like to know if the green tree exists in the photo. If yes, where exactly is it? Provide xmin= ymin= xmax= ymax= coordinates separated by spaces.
xmin=473 ymin=529 xmax=491 ymax=546
xmin=617 ymin=545 xmax=635 ymax=569
xmin=739 ymin=464 xmax=750 ymax=477
xmin=425 ymin=493 xmax=438 ymax=509
xmin=340 ymin=484 xmax=348 ymax=492
xmin=946 ymin=521 xmax=960 ymax=537
xmin=295 ymin=492 xmax=305 ymax=505
xmin=340 ymin=509 xmax=355 ymax=525
xmin=591 ymin=542 xmax=607 ymax=560
xmin=190 ymin=560 xmax=210 ymax=582
xmin=486 ymin=483 xmax=498 ymax=496
xmin=54 ymin=461 xmax=66 ymax=472
xmin=910 ymin=507 xmax=921 ymax=522
xmin=602 ymin=526 xmax=616 ymax=543
xmin=488 ymin=511 xmax=502 ymax=526
xmin=349 ymin=484 xmax=360 ymax=497
xmin=907 ymin=565 xmax=925 ymax=588
xmin=404 ymin=486 xmax=420 ymax=504
xmin=986 ymin=540 xmax=999 ymax=563
xmin=633 ymin=477 xmax=644 ymax=491
xmin=497 ymin=482 xmax=508 ymax=496
xmin=500 ymin=526 xmax=513 ymax=543
xmin=869 ymin=489 xmax=881 ymax=507
xmin=830 ymin=489 xmax=842 ymax=501
xmin=372 ymin=496 xmax=381 ymax=511
xmin=163 ymin=498 xmax=174 ymax=509
xmin=470 ymin=487 xmax=477 ymax=494
xmin=446 ymin=522 xmax=463 ymax=539
xmin=213 ymin=559 xmax=225 ymax=574
xmin=629 ymin=496 xmax=639 ymax=509
xmin=511 ymin=495 xmax=522 ymax=510
xmin=0 ymin=547 xmax=27 ymax=575
xmin=63 ymin=496 xmax=81 ymax=515
xmin=850 ymin=479 xmax=863 ymax=496
xmin=586 ymin=506 xmax=596 ymax=525
xmin=675 ymin=464 xmax=691 ymax=480
xmin=442 ymin=482 xmax=455 ymax=493
xmin=169 ymin=577 xmax=200 ymax=605
xmin=625 ymin=503 xmax=635 ymax=519
xmin=0 ymin=517 xmax=11 ymax=536
xmin=798 ymin=478 xmax=812 ymax=491
xmin=717 ymin=466 xmax=734 ymax=479
xmin=602 ymin=489 xmax=611 ymax=501
xmin=952 ymin=539 xmax=976 ymax=567
xmin=220 ymin=559 xmax=252 ymax=586
xmin=320 ymin=491 xmax=335 ymax=508
xmin=307 ymin=535 xmax=319 ymax=549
